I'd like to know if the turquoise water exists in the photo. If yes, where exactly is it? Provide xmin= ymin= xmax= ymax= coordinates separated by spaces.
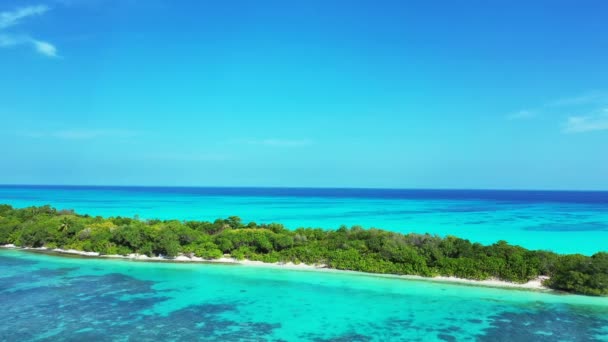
xmin=1 ymin=248 xmax=608 ymax=341
xmin=1 ymin=186 xmax=607 ymax=255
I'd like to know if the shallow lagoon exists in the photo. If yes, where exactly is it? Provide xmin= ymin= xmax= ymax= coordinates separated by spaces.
xmin=1 ymin=249 xmax=607 ymax=341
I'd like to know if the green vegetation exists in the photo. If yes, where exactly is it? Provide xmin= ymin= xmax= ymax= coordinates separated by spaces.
xmin=0 ymin=204 xmax=606 ymax=296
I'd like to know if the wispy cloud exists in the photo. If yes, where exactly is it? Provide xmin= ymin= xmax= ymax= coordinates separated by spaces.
xmin=507 ymin=110 xmax=536 ymax=121
xmin=51 ymin=0 xmax=106 ymax=7
xmin=511 ymin=90 xmax=608 ymax=134
xmin=563 ymin=109 xmax=608 ymax=134
xmin=549 ymin=91 xmax=608 ymax=107
xmin=0 ymin=5 xmax=48 ymax=29
xmin=0 ymin=5 xmax=58 ymax=57
xmin=18 ymin=129 xmax=139 ymax=140
xmin=147 ymin=153 xmax=234 ymax=162
xmin=557 ymin=92 xmax=608 ymax=134
xmin=244 ymin=138 xmax=313 ymax=147
xmin=32 ymin=39 xmax=57 ymax=57
xmin=0 ymin=33 xmax=19 ymax=46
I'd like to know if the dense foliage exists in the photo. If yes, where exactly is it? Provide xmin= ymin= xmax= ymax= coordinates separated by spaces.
xmin=0 ymin=204 xmax=606 ymax=296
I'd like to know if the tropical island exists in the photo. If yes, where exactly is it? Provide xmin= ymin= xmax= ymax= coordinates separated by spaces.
xmin=0 ymin=204 xmax=606 ymax=296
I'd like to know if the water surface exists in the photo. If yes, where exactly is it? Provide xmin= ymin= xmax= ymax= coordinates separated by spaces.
xmin=1 ymin=249 xmax=607 ymax=341
xmin=1 ymin=185 xmax=607 ymax=254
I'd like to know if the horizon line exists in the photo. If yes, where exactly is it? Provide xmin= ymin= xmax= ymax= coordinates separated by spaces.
xmin=1 ymin=184 xmax=607 ymax=193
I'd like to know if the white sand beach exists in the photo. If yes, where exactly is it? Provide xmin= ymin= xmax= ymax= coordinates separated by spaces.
xmin=1 ymin=244 xmax=549 ymax=291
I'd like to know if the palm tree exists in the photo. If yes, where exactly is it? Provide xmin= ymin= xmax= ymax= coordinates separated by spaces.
xmin=59 ymin=217 xmax=71 ymax=233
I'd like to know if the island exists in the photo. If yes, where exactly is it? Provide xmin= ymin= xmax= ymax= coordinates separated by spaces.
xmin=0 ymin=204 xmax=606 ymax=296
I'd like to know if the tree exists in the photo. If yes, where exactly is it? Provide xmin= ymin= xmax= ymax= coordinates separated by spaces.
xmin=156 ymin=229 xmax=180 ymax=258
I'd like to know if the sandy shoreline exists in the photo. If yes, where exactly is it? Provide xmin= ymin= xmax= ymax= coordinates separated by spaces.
xmin=0 ymin=244 xmax=550 ymax=291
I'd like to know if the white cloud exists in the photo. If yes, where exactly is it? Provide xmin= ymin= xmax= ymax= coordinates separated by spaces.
xmin=563 ymin=109 xmax=608 ymax=134
xmin=245 ymin=138 xmax=313 ymax=147
xmin=0 ymin=5 xmax=48 ymax=29
xmin=511 ymin=90 xmax=608 ymax=134
xmin=0 ymin=5 xmax=58 ymax=57
xmin=557 ymin=92 xmax=608 ymax=134
xmin=32 ymin=39 xmax=58 ymax=57
xmin=0 ymin=34 xmax=58 ymax=57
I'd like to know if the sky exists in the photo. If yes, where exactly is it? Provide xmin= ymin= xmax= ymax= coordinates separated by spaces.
xmin=1 ymin=0 xmax=607 ymax=189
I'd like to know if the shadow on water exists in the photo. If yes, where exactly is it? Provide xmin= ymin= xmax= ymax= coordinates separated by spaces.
xmin=0 ymin=266 xmax=280 ymax=341
xmin=2 ymin=252 xmax=608 ymax=341
xmin=476 ymin=305 xmax=608 ymax=341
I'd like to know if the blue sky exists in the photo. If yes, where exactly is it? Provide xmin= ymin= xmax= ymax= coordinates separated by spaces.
xmin=1 ymin=0 xmax=607 ymax=189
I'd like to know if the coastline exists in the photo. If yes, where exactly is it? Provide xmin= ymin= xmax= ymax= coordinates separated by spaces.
xmin=0 ymin=244 xmax=550 ymax=292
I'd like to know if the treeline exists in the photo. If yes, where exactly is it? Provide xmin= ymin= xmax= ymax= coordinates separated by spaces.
xmin=0 ymin=204 xmax=606 ymax=296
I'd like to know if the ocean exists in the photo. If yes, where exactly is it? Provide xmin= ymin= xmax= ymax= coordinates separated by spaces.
xmin=1 ymin=185 xmax=607 ymax=341
xmin=1 ymin=185 xmax=607 ymax=255
xmin=1 ymin=249 xmax=607 ymax=341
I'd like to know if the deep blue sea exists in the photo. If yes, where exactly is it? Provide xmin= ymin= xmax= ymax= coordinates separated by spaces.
xmin=1 ymin=186 xmax=608 ymax=341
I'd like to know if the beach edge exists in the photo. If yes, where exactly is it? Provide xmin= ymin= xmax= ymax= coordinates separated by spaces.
xmin=0 ymin=244 xmax=551 ymax=293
